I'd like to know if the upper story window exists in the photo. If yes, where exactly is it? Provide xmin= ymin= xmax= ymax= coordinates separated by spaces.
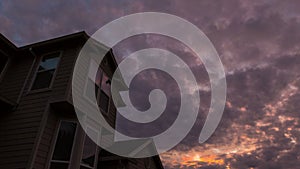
xmin=50 ymin=121 xmax=77 ymax=169
xmin=86 ymin=59 xmax=102 ymax=102
xmin=85 ymin=59 xmax=111 ymax=114
xmin=99 ymin=72 xmax=110 ymax=113
xmin=31 ymin=52 xmax=60 ymax=90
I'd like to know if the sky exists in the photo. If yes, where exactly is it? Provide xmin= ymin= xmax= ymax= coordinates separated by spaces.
xmin=1 ymin=0 xmax=300 ymax=168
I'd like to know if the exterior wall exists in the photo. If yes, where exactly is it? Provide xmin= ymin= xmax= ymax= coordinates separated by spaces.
xmin=0 ymin=33 xmax=163 ymax=169
xmin=33 ymin=106 xmax=59 ymax=169
xmin=0 ymin=42 xmax=84 ymax=168
xmin=31 ymin=47 xmax=81 ymax=169
xmin=30 ymin=44 xmax=117 ymax=169
xmin=0 ymin=52 xmax=33 ymax=103
xmin=0 ymin=53 xmax=39 ymax=169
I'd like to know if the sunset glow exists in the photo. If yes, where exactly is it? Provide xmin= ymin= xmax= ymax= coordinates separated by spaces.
xmin=161 ymin=81 xmax=299 ymax=168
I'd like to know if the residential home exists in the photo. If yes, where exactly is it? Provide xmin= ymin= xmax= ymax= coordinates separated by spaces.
xmin=0 ymin=32 xmax=164 ymax=169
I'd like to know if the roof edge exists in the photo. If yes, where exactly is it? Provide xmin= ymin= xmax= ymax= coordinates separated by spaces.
xmin=19 ymin=31 xmax=89 ymax=49
xmin=0 ymin=34 xmax=18 ymax=51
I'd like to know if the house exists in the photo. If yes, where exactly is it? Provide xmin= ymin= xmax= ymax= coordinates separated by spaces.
xmin=0 ymin=32 xmax=164 ymax=169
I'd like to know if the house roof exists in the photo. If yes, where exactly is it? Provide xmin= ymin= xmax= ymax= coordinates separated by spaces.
xmin=0 ymin=34 xmax=18 ymax=55
xmin=0 ymin=32 xmax=118 ymax=69
xmin=19 ymin=31 xmax=89 ymax=49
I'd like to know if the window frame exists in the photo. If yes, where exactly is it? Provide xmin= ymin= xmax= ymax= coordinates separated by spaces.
xmin=48 ymin=120 xmax=79 ymax=169
xmin=79 ymin=126 xmax=101 ymax=169
xmin=83 ymin=59 xmax=102 ymax=105
xmin=29 ymin=51 xmax=62 ymax=92
xmin=98 ymin=71 xmax=111 ymax=115
xmin=84 ymin=59 xmax=111 ymax=116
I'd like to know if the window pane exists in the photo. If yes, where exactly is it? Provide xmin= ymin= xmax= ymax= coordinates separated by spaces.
xmin=95 ymin=68 xmax=103 ymax=86
xmin=31 ymin=69 xmax=54 ymax=89
xmin=49 ymin=162 xmax=69 ymax=169
xmin=52 ymin=121 xmax=77 ymax=161
xmin=99 ymin=90 xmax=109 ymax=113
xmin=101 ymin=72 xmax=111 ymax=96
xmin=81 ymin=128 xmax=98 ymax=167
xmin=32 ymin=52 xmax=60 ymax=90
xmin=38 ymin=53 xmax=60 ymax=71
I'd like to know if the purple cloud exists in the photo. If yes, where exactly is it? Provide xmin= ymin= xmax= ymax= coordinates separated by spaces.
xmin=1 ymin=0 xmax=300 ymax=168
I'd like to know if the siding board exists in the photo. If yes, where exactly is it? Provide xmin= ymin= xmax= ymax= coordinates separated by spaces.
xmin=0 ymin=33 xmax=163 ymax=169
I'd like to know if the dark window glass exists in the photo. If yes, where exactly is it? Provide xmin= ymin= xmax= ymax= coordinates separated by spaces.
xmin=95 ymin=68 xmax=102 ymax=87
xmin=49 ymin=162 xmax=69 ymax=169
xmin=31 ymin=70 xmax=55 ymax=89
xmin=98 ymin=72 xmax=110 ymax=113
xmin=81 ymin=128 xmax=98 ymax=168
xmin=52 ymin=121 xmax=77 ymax=161
xmin=32 ymin=52 xmax=60 ymax=90
xmin=101 ymin=72 xmax=111 ymax=96
xmin=99 ymin=90 xmax=109 ymax=113
xmin=86 ymin=59 xmax=111 ymax=113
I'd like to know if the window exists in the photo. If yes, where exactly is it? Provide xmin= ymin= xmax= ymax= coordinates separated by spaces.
xmin=80 ymin=127 xmax=99 ymax=169
xmin=99 ymin=72 xmax=110 ymax=113
xmin=86 ymin=59 xmax=102 ymax=102
xmin=85 ymin=59 xmax=111 ymax=114
xmin=31 ymin=52 xmax=60 ymax=90
xmin=49 ymin=121 xmax=77 ymax=169
xmin=99 ymin=91 xmax=109 ymax=113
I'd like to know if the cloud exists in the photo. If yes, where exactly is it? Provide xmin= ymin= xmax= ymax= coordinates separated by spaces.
xmin=1 ymin=0 xmax=300 ymax=168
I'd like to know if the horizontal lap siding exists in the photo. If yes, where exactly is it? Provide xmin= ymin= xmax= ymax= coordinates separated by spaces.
xmin=33 ymin=108 xmax=58 ymax=169
xmin=0 ymin=92 xmax=50 ymax=169
xmin=0 ymin=55 xmax=33 ymax=102
xmin=50 ymin=48 xmax=78 ymax=101
xmin=0 ymin=37 xmax=136 ymax=169
xmin=101 ymin=57 xmax=117 ymax=129
xmin=10 ymin=45 xmax=153 ymax=169
xmin=67 ymin=52 xmax=117 ymax=128
xmin=0 ymin=54 xmax=42 ymax=169
xmin=0 ymin=47 xmax=78 ymax=168
xmin=32 ymin=48 xmax=78 ymax=169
